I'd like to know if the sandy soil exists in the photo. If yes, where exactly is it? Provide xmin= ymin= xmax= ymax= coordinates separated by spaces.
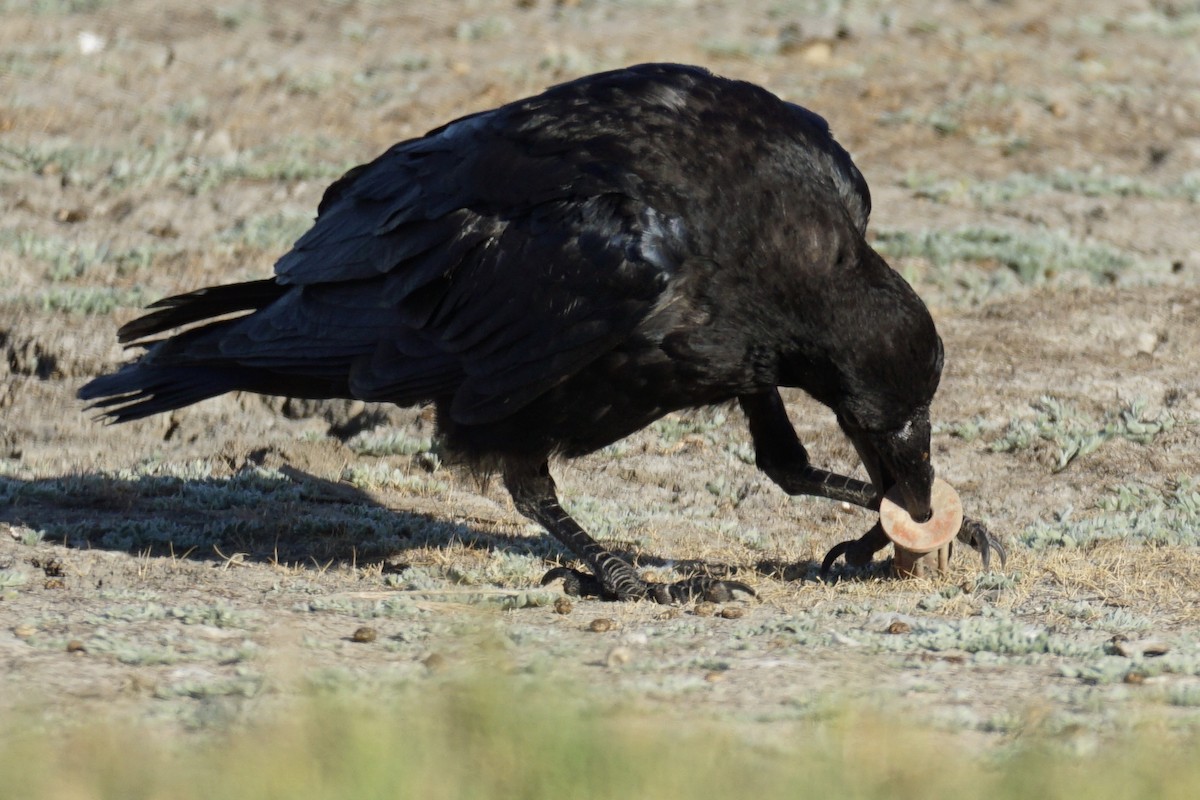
xmin=2 ymin=0 xmax=1199 ymax=745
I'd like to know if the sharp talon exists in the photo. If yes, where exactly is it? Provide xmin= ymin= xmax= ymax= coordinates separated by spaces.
xmin=650 ymin=584 xmax=675 ymax=604
xmin=540 ymin=566 xmax=574 ymax=587
xmin=702 ymin=580 xmax=756 ymax=603
xmin=957 ymin=518 xmax=1007 ymax=571
xmin=992 ymin=537 xmax=1008 ymax=569
xmin=820 ymin=523 xmax=890 ymax=577
xmin=540 ymin=567 xmax=602 ymax=598
xmin=820 ymin=540 xmax=856 ymax=577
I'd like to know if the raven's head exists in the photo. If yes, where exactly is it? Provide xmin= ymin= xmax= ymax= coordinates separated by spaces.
xmin=774 ymin=233 xmax=946 ymax=520
xmin=826 ymin=252 xmax=945 ymax=522
xmin=838 ymin=407 xmax=935 ymax=521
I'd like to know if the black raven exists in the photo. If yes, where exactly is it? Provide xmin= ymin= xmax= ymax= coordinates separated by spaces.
xmin=80 ymin=63 xmax=1002 ymax=602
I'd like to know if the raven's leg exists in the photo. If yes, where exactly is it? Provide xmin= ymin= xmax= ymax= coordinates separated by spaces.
xmin=739 ymin=390 xmax=1005 ymax=570
xmin=503 ymin=458 xmax=754 ymax=603
xmin=739 ymin=391 xmax=880 ymax=508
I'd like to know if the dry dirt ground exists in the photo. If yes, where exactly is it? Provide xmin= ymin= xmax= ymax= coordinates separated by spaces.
xmin=2 ymin=0 xmax=1200 ymax=747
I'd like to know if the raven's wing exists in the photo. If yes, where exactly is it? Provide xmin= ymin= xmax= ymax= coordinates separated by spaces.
xmin=215 ymin=103 xmax=691 ymax=425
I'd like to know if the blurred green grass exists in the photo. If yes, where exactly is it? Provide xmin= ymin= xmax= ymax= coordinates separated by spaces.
xmin=4 ymin=676 xmax=1200 ymax=800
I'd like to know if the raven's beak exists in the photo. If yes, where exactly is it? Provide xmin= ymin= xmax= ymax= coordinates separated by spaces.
xmin=886 ymin=453 xmax=934 ymax=522
xmin=840 ymin=411 xmax=935 ymax=522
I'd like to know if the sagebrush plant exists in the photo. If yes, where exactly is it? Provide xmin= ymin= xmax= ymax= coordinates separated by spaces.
xmin=2 ymin=285 xmax=150 ymax=315
xmin=1022 ymin=475 xmax=1200 ymax=549
xmin=345 ymin=428 xmax=436 ymax=457
xmin=901 ymin=168 xmax=1200 ymax=207
xmin=0 ymin=230 xmax=173 ymax=281
xmin=990 ymin=396 xmax=1174 ymax=472
xmin=2 ymin=135 xmax=354 ymax=194
xmin=873 ymin=226 xmax=1135 ymax=284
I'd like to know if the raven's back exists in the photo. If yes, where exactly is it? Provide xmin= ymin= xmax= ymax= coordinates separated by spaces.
xmin=81 ymin=63 xmax=880 ymax=456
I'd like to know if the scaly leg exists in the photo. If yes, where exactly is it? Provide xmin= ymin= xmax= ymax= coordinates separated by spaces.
xmin=739 ymin=391 xmax=880 ymax=509
xmin=504 ymin=458 xmax=754 ymax=603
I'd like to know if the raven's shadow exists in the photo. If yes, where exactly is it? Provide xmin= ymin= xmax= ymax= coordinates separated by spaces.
xmin=0 ymin=463 xmax=769 ymax=583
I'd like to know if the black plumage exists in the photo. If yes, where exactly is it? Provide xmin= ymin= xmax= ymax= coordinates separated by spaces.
xmin=80 ymin=63 xmax=1001 ymax=601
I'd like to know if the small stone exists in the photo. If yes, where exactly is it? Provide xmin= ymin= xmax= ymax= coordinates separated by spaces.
xmin=704 ymin=671 xmax=725 ymax=683
xmin=44 ymin=578 xmax=64 ymax=590
xmin=887 ymin=621 xmax=912 ymax=635
xmin=799 ymin=40 xmax=833 ymax=65
xmin=13 ymin=624 xmax=36 ymax=638
xmin=66 ymin=640 xmax=86 ymax=653
xmin=351 ymin=626 xmax=377 ymax=643
xmin=656 ymin=608 xmax=681 ymax=621
xmin=719 ymin=606 xmax=744 ymax=620
xmin=1124 ymin=671 xmax=1146 ymax=685
xmin=198 ymin=129 xmax=237 ymax=160
xmin=422 ymin=653 xmax=448 ymax=672
xmin=55 ymin=208 xmax=87 ymax=224
xmin=693 ymin=602 xmax=718 ymax=617
xmin=553 ymin=597 xmax=573 ymax=615
xmin=77 ymin=31 xmax=106 ymax=55
xmin=1135 ymin=331 xmax=1158 ymax=356
xmin=605 ymin=646 xmax=633 ymax=668
xmin=588 ymin=617 xmax=617 ymax=633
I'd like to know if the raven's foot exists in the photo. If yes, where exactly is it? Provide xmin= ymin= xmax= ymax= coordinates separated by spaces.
xmin=820 ymin=517 xmax=1006 ymax=577
xmin=956 ymin=517 xmax=1007 ymax=570
xmin=541 ymin=565 xmax=755 ymax=604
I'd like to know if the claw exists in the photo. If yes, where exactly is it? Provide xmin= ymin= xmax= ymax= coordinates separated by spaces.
xmin=540 ymin=567 xmax=755 ymax=604
xmin=541 ymin=566 xmax=606 ymax=598
xmin=956 ymin=518 xmax=1007 ymax=570
xmin=819 ymin=523 xmax=890 ymax=577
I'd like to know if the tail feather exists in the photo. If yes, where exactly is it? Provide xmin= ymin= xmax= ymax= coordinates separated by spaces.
xmin=117 ymin=279 xmax=287 ymax=345
xmin=81 ymin=278 xmax=335 ymax=422
xmin=79 ymin=362 xmax=352 ymax=422
xmin=78 ymin=364 xmax=241 ymax=422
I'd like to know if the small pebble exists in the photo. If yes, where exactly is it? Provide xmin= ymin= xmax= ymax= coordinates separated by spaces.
xmin=1124 ymin=672 xmax=1146 ymax=685
xmin=44 ymin=578 xmax=65 ymax=590
xmin=656 ymin=608 xmax=681 ymax=621
xmin=423 ymin=653 xmax=448 ymax=672
xmin=588 ymin=618 xmax=617 ymax=633
xmin=887 ymin=621 xmax=912 ymax=635
xmin=605 ymin=646 xmax=633 ymax=668
xmin=553 ymin=597 xmax=573 ymax=615
xmin=55 ymin=208 xmax=87 ymax=224
xmin=13 ymin=625 xmax=36 ymax=639
xmin=693 ymin=602 xmax=718 ymax=617
xmin=704 ymin=671 xmax=725 ymax=683
xmin=719 ymin=607 xmax=744 ymax=620
xmin=66 ymin=640 xmax=86 ymax=653
xmin=351 ymin=626 xmax=377 ymax=643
